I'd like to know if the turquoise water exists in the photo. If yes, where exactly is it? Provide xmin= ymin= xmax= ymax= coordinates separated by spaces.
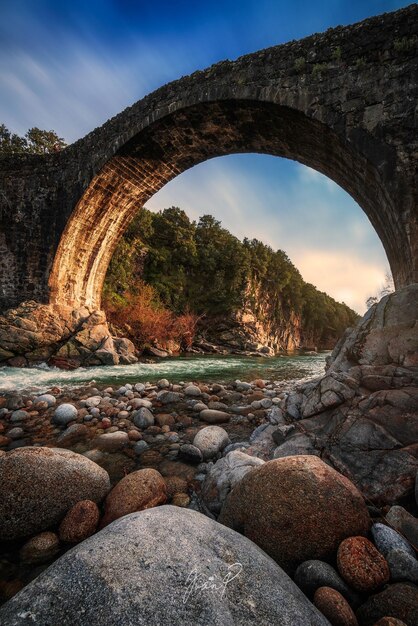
xmin=0 ymin=353 xmax=328 ymax=393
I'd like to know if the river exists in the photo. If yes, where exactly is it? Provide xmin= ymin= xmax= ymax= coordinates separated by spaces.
xmin=0 ymin=352 xmax=328 ymax=393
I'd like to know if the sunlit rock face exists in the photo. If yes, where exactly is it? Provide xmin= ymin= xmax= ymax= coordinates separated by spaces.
xmin=0 ymin=301 xmax=137 ymax=367
xmin=0 ymin=4 xmax=417 ymax=315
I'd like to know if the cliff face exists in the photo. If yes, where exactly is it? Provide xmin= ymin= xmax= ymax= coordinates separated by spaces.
xmin=199 ymin=280 xmax=302 ymax=354
xmin=104 ymin=207 xmax=360 ymax=356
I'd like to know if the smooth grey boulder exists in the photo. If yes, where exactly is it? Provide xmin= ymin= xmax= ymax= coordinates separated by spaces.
xmin=385 ymin=505 xmax=418 ymax=549
xmin=133 ymin=407 xmax=154 ymax=429
xmin=0 ymin=506 xmax=330 ymax=626
xmin=371 ymin=523 xmax=415 ymax=559
xmin=53 ymin=403 xmax=78 ymax=425
xmin=386 ymin=549 xmax=418 ymax=583
xmin=294 ymin=560 xmax=361 ymax=606
xmin=0 ymin=447 xmax=110 ymax=540
xmin=193 ymin=426 xmax=230 ymax=459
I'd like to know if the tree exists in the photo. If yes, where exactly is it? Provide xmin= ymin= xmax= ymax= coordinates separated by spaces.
xmin=365 ymin=270 xmax=394 ymax=310
xmin=25 ymin=127 xmax=66 ymax=154
xmin=0 ymin=123 xmax=66 ymax=154
xmin=0 ymin=124 xmax=27 ymax=154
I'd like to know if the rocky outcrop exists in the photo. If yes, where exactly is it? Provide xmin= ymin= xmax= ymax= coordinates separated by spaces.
xmin=269 ymin=285 xmax=418 ymax=505
xmin=201 ymin=450 xmax=265 ymax=514
xmin=0 ymin=301 xmax=138 ymax=367
xmin=0 ymin=506 xmax=330 ymax=626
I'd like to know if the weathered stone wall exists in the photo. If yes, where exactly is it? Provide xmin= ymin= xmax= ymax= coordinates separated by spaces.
xmin=0 ymin=4 xmax=417 ymax=312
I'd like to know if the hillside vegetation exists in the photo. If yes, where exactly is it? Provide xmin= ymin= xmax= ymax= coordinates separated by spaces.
xmin=103 ymin=207 xmax=359 ymax=354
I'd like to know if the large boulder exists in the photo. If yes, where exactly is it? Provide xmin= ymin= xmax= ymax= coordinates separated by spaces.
xmin=101 ymin=468 xmax=167 ymax=526
xmin=0 ymin=506 xmax=330 ymax=626
xmin=0 ymin=447 xmax=110 ymax=540
xmin=218 ymin=455 xmax=370 ymax=574
xmin=328 ymin=284 xmax=418 ymax=372
xmin=201 ymin=450 xmax=264 ymax=514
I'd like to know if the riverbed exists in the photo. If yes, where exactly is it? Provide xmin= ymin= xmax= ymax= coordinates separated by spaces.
xmin=0 ymin=353 xmax=328 ymax=393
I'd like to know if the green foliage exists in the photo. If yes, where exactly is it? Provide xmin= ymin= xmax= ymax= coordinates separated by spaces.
xmin=332 ymin=46 xmax=342 ymax=61
xmin=294 ymin=57 xmax=306 ymax=73
xmin=393 ymin=35 xmax=418 ymax=53
xmin=104 ymin=207 xmax=359 ymax=347
xmin=0 ymin=123 xmax=66 ymax=154
xmin=312 ymin=63 xmax=328 ymax=78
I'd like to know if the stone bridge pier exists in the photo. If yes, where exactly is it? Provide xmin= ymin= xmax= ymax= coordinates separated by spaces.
xmin=0 ymin=4 xmax=417 ymax=367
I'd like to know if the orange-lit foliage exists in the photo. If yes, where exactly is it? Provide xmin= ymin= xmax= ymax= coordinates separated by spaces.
xmin=104 ymin=280 xmax=199 ymax=352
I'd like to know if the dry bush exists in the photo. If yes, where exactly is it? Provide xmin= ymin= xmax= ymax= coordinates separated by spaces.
xmin=104 ymin=281 xmax=199 ymax=352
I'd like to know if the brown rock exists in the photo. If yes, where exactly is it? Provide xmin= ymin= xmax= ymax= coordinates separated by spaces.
xmin=218 ymin=456 xmax=371 ymax=574
xmin=164 ymin=475 xmax=189 ymax=499
xmin=171 ymin=493 xmax=190 ymax=507
xmin=254 ymin=379 xmax=266 ymax=389
xmin=200 ymin=409 xmax=230 ymax=424
xmin=0 ymin=447 xmax=110 ymax=540
xmin=337 ymin=536 xmax=390 ymax=592
xmin=128 ymin=429 xmax=142 ymax=441
xmin=356 ymin=583 xmax=418 ymax=626
xmin=20 ymin=531 xmax=60 ymax=564
xmin=155 ymin=414 xmax=175 ymax=427
xmin=0 ymin=435 xmax=10 ymax=447
xmin=101 ymin=468 xmax=166 ymax=526
xmin=59 ymin=500 xmax=100 ymax=543
xmin=313 ymin=587 xmax=358 ymax=626
xmin=56 ymin=423 xmax=88 ymax=447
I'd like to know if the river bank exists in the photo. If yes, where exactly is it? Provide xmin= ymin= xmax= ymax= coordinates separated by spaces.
xmin=1 ymin=369 xmax=417 ymax=623
xmin=1 ymin=285 xmax=417 ymax=623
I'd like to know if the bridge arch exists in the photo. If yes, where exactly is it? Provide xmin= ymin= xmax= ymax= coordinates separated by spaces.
xmin=49 ymin=97 xmax=408 ymax=310
xmin=0 ymin=4 xmax=416 ymax=312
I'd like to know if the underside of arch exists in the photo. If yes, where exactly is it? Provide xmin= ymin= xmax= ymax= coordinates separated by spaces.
xmin=49 ymin=99 xmax=403 ymax=310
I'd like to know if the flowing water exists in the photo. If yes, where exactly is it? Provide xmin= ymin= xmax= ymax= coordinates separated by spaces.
xmin=0 ymin=353 xmax=328 ymax=393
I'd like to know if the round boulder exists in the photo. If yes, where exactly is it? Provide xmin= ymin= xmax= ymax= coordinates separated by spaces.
xmin=133 ymin=407 xmax=154 ymax=429
xmin=337 ymin=536 xmax=390 ymax=592
xmin=314 ymin=587 xmax=358 ymax=626
xmin=59 ymin=500 xmax=100 ymax=543
xmin=294 ymin=560 xmax=360 ymax=605
xmin=53 ymin=403 xmax=78 ymax=425
xmin=0 ymin=447 xmax=110 ymax=540
xmin=0 ymin=507 xmax=330 ymax=626
xmin=20 ymin=531 xmax=60 ymax=565
xmin=101 ymin=468 xmax=167 ymax=526
xmin=193 ymin=426 xmax=230 ymax=460
xmin=218 ymin=455 xmax=371 ymax=573
xmin=36 ymin=394 xmax=56 ymax=407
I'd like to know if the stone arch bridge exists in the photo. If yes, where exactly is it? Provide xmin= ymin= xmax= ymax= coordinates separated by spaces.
xmin=0 ymin=4 xmax=417 ymax=366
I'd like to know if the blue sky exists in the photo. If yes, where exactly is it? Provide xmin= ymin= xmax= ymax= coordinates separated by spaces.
xmin=0 ymin=0 xmax=408 ymax=312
